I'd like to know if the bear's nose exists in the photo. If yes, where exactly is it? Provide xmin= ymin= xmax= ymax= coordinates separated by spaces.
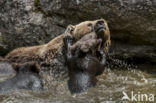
xmin=94 ymin=20 xmax=106 ymax=33
xmin=97 ymin=20 xmax=104 ymax=26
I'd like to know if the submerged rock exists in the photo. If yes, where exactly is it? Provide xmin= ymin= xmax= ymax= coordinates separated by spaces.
xmin=0 ymin=0 xmax=156 ymax=63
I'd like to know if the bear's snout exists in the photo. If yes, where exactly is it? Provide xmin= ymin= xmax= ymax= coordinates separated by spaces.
xmin=94 ymin=20 xmax=106 ymax=34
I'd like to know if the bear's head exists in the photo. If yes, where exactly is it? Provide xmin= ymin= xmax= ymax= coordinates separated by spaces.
xmin=70 ymin=19 xmax=111 ymax=53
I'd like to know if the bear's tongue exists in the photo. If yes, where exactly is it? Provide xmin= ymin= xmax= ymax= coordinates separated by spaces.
xmin=97 ymin=29 xmax=104 ymax=34
xmin=97 ymin=29 xmax=105 ymax=38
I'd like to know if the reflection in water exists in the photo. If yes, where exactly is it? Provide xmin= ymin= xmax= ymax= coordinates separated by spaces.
xmin=0 ymin=65 xmax=155 ymax=103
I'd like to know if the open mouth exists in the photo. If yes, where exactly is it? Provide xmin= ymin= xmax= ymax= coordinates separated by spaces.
xmin=96 ymin=27 xmax=105 ymax=35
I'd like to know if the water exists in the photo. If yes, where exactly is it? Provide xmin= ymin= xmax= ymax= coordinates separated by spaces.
xmin=0 ymin=64 xmax=155 ymax=103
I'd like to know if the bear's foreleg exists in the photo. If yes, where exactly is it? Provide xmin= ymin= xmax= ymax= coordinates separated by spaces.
xmin=95 ymin=48 xmax=106 ymax=76
xmin=63 ymin=36 xmax=75 ymax=60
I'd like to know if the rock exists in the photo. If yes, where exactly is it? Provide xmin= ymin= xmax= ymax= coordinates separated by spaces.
xmin=0 ymin=0 xmax=156 ymax=63
xmin=0 ymin=0 xmax=65 ymax=55
xmin=110 ymin=41 xmax=156 ymax=64
xmin=38 ymin=0 xmax=156 ymax=45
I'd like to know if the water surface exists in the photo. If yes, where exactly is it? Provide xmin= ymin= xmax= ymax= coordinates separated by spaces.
xmin=0 ymin=64 xmax=155 ymax=103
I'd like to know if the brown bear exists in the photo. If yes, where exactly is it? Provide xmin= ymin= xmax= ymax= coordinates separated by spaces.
xmin=63 ymin=30 xmax=105 ymax=93
xmin=70 ymin=31 xmax=101 ymax=53
xmin=71 ymin=19 xmax=111 ymax=53
xmin=5 ymin=19 xmax=110 ymax=82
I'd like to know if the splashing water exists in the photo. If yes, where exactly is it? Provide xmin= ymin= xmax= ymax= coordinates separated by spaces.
xmin=0 ymin=58 xmax=155 ymax=103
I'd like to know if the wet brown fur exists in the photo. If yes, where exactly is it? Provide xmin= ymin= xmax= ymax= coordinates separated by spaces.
xmin=70 ymin=32 xmax=102 ymax=53
xmin=5 ymin=19 xmax=110 ymax=72
xmin=70 ymin=19 xmax=110 ymax=53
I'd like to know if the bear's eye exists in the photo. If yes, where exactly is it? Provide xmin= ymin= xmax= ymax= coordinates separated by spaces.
xmin=71 ymin=28 xmax=74 ymax=32
xmin=87 ymin=23 xmax=92 ymax=27
xmin=70 ymin=29 xmax=74 ymax=34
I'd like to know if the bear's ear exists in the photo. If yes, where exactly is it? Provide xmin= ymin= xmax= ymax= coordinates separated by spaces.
xmin=68 ymin=24 xmax=75 ymax=29
xmin=64 ymin=25 xmax=76 ymax=37
xmin=68 ymin=24 xmax=75 ymax=34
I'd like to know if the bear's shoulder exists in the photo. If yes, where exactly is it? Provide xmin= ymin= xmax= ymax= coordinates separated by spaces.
xmin=5 ymin=34 xmax=64 ymax=63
